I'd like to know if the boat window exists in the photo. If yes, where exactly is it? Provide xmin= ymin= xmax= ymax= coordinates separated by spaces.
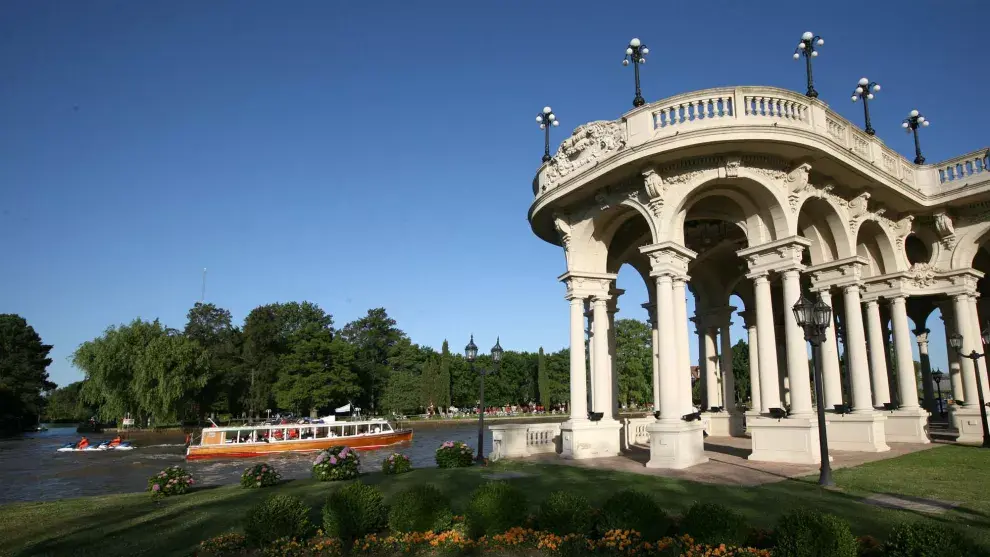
xmin=357 ymin=424 xmax=369 ymax=435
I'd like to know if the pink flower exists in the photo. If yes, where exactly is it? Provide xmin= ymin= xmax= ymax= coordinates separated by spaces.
xmin=256 ymin=476 xmax=262 ymax=481
xmin=261 ymin=467 xmax=267 ymax=472
xmin=329 ymin=456 xmax=337 ymax=465
xmin=152 ymin=484 xmax=161 ymax=492
xmin=187 ymin=479 xmax=193 ymax=484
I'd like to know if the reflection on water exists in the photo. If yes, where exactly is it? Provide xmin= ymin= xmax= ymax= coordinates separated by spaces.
xmin=0 ymin=424 xmax=493 ymax=504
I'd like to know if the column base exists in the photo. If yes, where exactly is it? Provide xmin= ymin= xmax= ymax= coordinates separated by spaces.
xmin=704 ymin=411 xmax=746 ymax=437
xmin=954 ymin=406 xmax=989 ymax=445
xmin=825 ymin=411 xmax=890 ymax=452
xmin=645 ymin=419 xmax=709 ymax=470
xmin=559 ymin=419 xmax=622 ymax=460
xmin=748 ymin=416 xmax=827 ymax=464
xmin=881 ymin=408 xmax=931 ymax=444
xmin=948 ymin=405 xmax=960 ymax=431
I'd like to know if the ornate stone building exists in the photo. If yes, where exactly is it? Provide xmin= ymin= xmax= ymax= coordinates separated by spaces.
xmin=492 ymin=86 xmax=990 ymax=468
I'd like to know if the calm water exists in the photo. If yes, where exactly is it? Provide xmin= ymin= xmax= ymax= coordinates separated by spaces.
xmin=0 ymin=424 xmax=493 ymax=504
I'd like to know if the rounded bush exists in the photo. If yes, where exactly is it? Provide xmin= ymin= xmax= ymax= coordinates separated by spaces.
xmin=381 ymin=452 xmax=412 ymax=475
xmin=198 ymin=532 xmax=248 ymax=557
xmin=312 ymin=446 xmax=360 ymax=481
xmin=597 ymin=489 xmax=670 ymax=541
xmin=322 ymin=481 xmax=388 ymax=544
xmin=773 ymin=509 xmax=857 ymax=557
xmin=240 ymin=462 xmax=280 ymax=488
xmin=679 ymin=502 xmax=749 ymax=546
xmin=537 ymin=491 xmax=595 ymax=536
xmin=147 ymin=465 xmax=194 ymax=498
xmin=436 ymin=440 xmax=474 ymax=468
xmin=243 ymin=494 xmax=311 ymax=547
xmin=465 ymin=481 xmax=528 ymax=538
xmin=387 ymin=484 xmax=453 ymax=533
xmin=882 ymin=521 xmax=987 ymax=557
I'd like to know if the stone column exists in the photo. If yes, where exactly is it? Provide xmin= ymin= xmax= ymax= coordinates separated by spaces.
xmin=607 ymin=289 xmax=622 ymax=417
xmin=966 ymin=294 xmax=990 ymax=403
xmin=592 ymin=296 xmax=613 ymax=420
xmin=953 ymin=294 xmax=980 ymax=408
xmin=913 ymin=329 xmax=936 ymax=413
xmin=864 ymin=300 xmax=891 ymax=406
xmin=721 ymin=313 xmax=735 ymax=411
xmin=643 ymin=303 xmax=660 ymax=412
xmin=751 ymin=273 xmax=781 ymax=412
xmin=567 ymin=296 xmax=588 ymax=421
xmin=655 ymin=275 xmax=680 ymax=420
xmin=742 ymin=311 xmax=762 ymax=411
xmin=585 ymin=302 xmax=595 ymax=410
xmin=842 ymin=286 xmax=873 ymax=413
xmin=781 ymin=269 xmax=813 ymax=417
xmin=673 ymin=278 xmax=694 ymax=414
xmin=696 ymin=324 xmax=709 ymax=410
xmin=818 ymin=289 xmax=844 ymax=408
xmin=881 ymin=309 xmax=898 ymax=406
xmin=940 ymin=305 xmax=966 ymax=403
xmin=890 ymin=296 xmax=921 ymax=410
xmin=703 ymin=326 xmax=719 ymax=409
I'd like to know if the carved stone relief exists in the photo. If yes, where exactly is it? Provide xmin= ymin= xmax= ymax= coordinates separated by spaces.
xmin=545 ymin=120 xmax=627 ymax=188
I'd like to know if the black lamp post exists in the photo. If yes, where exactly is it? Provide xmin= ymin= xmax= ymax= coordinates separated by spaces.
xmin=536 ymin=107 xmax=559 ymax=163
xmin=851 ymin=78 xmax=881 ymax=135
xmin=902 ymin=110 xmax=930 ymax=164
xmin=465 ymin=335 xmax=503 ymax=462
xmin=793 ymin=293 xmax=835 ymax=487
xmin=622 ymin=37 xmax=649 ymax=108
xmin=932 ymin=369 xmax=946 ymax=418
xmin=793 ymin=31 xmax=824 ymax=98
xmin=948 ymin=328 xmax=990 ymax=448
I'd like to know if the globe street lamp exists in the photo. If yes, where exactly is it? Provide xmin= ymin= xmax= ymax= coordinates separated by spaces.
xmin=932 ymin=369 xmax=946 ymax=418
xmin=465 ymin=335 xmax=504 ymax=462
xmin=536 ymin=107 xmax=559 ymax=163
xmin=793 ymin=293 xmax=835 ymax=487
xmin=793 ymin=31 xmax=824 ymax=98
xmin=902 ymin=110 xmax=931 ymax=164
xmin=622 ymin=37 xmax=649 ymax=108
xmin=948 ymin=328 xmax=990 ymax=448
xmin=851 ymin=78 xmax=881 ymax=135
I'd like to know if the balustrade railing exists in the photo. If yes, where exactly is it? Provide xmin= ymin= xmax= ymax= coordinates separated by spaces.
xmin=938 ymin=150 xmax=989 ymax=186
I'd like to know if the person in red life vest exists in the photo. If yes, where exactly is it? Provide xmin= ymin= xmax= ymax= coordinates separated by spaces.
xmin=108 ymin=436 xmax=122 ymax=448
xmin=76 ymin=437 xmax=89 ymax=450
xmin=288 ymin=429 xmax=299 ymax=440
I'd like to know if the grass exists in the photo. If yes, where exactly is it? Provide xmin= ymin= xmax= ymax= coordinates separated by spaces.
xmin=1 ymin=445 xmax=987 ymax=557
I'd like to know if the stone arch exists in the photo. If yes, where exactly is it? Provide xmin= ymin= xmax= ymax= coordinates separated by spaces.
xmin=856 ymin=219 xmax=899 ymax=277
xmin=566 ymin=198 xmax=657 ymax=273
xmin=794 ymin=196 xmax=855 ymax=264
xmin=951 ymin=221 xmax=990 ymax=269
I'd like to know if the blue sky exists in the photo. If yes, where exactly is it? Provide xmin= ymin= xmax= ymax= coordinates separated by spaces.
xmin=2 ymin=1 xmax=986 ymax=387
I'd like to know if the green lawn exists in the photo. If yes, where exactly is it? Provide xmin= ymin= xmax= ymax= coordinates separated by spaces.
xmin=2 ymin=445 xmax=987 ymax=557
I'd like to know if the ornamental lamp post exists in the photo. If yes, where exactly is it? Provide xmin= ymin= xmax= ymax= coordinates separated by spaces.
xmin=465 ymin=335 xmax=504 ymax=462
xmin=948 ymin=329 xmax=990 ymax=447
xmin=622 ymin=37 xmax=649 ymax=108
xmin=792 ymin=293 xmax=835 ymax=487
xmin=536 ymin=107 xmax=559 ymax=163
xmin=793 ymin=31 xmax=824 ymax=98
xmin=902 ymin=109 xmax=930 ymax=164
xmin=851 ymin=78 xmax=881 ymax=135
xmin=932 ymin=369 xmax=946 ymax=418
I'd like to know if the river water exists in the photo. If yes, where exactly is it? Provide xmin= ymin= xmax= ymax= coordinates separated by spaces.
xmin=0 ymin=424 xmax=494 ymax=504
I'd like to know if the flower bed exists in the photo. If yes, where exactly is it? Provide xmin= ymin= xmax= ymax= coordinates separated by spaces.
xmin=240 ymin=463 xmax=280 ymax=488
xmin=381 ymin=452 xmax=412 ymax=475
xmin=147 ymin=465 xmax=193 ymax=498
xmin=312 ymin=446 xmax=359 ymax=481
xmin=435 ymin=440 xmax=473 ymax=468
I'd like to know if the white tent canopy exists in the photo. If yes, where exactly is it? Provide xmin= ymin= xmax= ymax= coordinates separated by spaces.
xmin=335 ymin=403 xmax=361 ymax=413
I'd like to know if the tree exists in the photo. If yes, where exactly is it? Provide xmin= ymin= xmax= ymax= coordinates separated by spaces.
xmin=538 ymin=347 xmax=550 ymax=409
xmin=0 ymin=314 xmax=55 ymax=433
xmin=544 ymin=349 xmax=570 ymax=405
xmin=274 ymin=315 xmax=361 ymax=416
xmin=614 ymin=319 xmax=652 ymax=407
xmin=381 ymin=370 xmax=422 ymax=414
xmin=340 ymin=309 xmax=406 ymax=413
xmin=731 ymin=339 xmax=750 ymax=405
xmin=183 ymin=303 xmax=241 ymax=418
xmin=43 ymin=381 xmax=93 ymax=422
xmin=131 ymin=331 xmax=211 ymax=423
xmin=420 ymin=356 xmax=440 ymax=409
xmin=438 ymin=340 xmax=451 ymax=409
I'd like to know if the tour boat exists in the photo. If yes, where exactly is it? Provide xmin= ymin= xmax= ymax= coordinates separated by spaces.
xmin=185 ymin=418 xmax=413 ymax=460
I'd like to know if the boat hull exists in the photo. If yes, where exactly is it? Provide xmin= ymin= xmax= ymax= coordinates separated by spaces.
xmin=185 ymin=429 xmax=413 ymax=460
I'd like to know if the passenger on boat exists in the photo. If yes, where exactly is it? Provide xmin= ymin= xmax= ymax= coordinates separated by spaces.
xmin=76 ymin=437 xmax=89 ymax=450
xmin=288 ymin=429 xmax=299 ymax=440
xmin=108 ymin=436 xmax=122 ymax=448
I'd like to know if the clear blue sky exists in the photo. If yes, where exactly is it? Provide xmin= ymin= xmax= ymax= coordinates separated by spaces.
xmin=2 ymin=1 xmax=986 ymax=387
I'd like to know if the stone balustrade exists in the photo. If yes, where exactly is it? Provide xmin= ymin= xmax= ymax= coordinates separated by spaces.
xmin=623 ymin=417 xmax=653 ymax=447
xmin=488 ymin=423 xmax=561 ymax=461
xmin=534 ymin=85 xmax=988 ymax=201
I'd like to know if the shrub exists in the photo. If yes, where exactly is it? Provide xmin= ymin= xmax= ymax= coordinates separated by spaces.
xmin=465 ymin=481 xmax=528 ymax=538
xmin=387 ymin=484 xmax=454 ymax=533
xmin=147 ymin=465 xmax=193 ymax=498
xmin=312 ymin=445 xmax=359 ymax=481
xmin=381 ymin=452 xmax=412 ymax=475
xmin=773 ymin=509 xmax=857 ymax=557
xmin=240 ymin=462 xmax=280 ymax=488
xmin=322 ymin=482 xmax=388 ymax=544
xmin=678 ymin=502 xmax=749 ymax=546
xmin=597 ymin=489 xmax=670 ymax=541
xmin=882 ymin=521 xmax=986 ymax=557
xmin=243 ymin=494 xmax=312 ymax=548
xmin=537 ymin=491 xmax=595 ymax=536
xmin=198 ymin=532 xmax=248 ymax=556
xmin=436 ymin=440 xmax=474 ymax=468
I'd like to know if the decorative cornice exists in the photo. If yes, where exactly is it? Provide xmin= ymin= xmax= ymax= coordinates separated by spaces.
xmin=737 ymin=236 xmax=811 ymax=276
xmin=639 ymin=241 xmax=696 ymax=279
xmin=558 ymin=271 xmax=617 ymax=300
xmin=806 ymin=256 xmax=868 ymax=290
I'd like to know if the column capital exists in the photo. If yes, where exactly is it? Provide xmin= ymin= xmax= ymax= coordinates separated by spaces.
xmin=559 ymin=271 xmax=616 ymax=300
xmin=806 ymin=256 xmax=868 ymax=291
xmin=736 ymin=235 xmax=810 ymax=276
xmin=913 ymin=328 xmax=931 ymax=345
xmin=640 ymin=242 xmax=695 ymax=280
xmin=739 ymin=309 xmax=758 ymax=328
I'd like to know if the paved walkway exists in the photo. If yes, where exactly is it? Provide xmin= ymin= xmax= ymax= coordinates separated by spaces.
xmin=526 ymin=436 xmax=940 ymax=486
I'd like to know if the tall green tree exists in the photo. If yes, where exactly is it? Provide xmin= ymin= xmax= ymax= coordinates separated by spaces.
xmin=274 ymin=315 xmax=360 ymax=416
xmin=537 ymin=347 xmax=550 ymax=409
xmin=420 ymin=356 xmax=440 ymax=409
xmin=731 ymin=339 xmax=750 ymax=405
xmin=0 ymin=314 xmax=55 ymax=433
xmin=614 ymin=319 xmax=652 ymax=407
xmin=131 ymin=331 xmax=211 ymax=423
xmin=183 ymin=302 xmax=241 ymax=417
xmin=43 ymin=381 xmax=93 ymax=422
xmin=382 ymin=370 xmax=422 ymax=414
xmin=340 ymin=308 xmax=406 ymax=413
xmin=438 ymin=340 xmax=451 ymax=409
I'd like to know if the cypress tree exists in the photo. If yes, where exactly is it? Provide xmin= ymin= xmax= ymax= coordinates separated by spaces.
xmin=538 ymin=347 xmax=550 ymax=410
xmin=439 ymin=340 xmax=451 ymax=410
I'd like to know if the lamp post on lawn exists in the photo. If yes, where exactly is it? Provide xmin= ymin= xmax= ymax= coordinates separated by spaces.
xmin=622 ymin=38 xmax=649 ymax=107
xmin=465 ymin=335 xmax=504 ymax=462
xmin=793 ymin=293 xmax=835 ymax=487
xmin=902 ymin=110 xmax=930 ymax=164
xmin=932 ymin=369 xmax=946 ymax=418
xmin=793 ymin=31 xmax=824 ymax=98
xmin=948 ymin=328 xmax=990 ymax=448
xmin=851 ymin=77 xmax=881 ymax=135
xmin=536 ymin=106 xmax=559 ymax=163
